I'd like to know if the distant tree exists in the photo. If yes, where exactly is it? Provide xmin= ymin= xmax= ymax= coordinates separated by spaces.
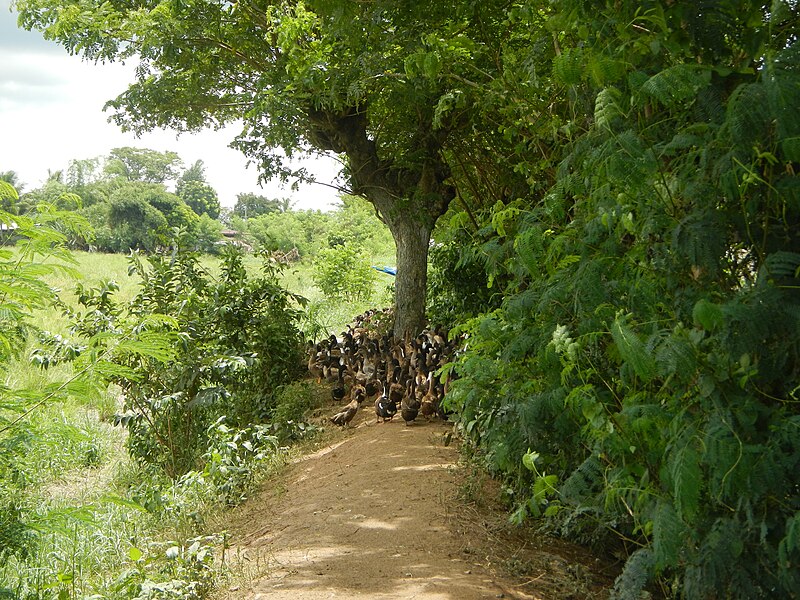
xmin=176 ymin=161 xmax=220 ymax=219
xmin=233 ymin=193 xmax=280 ymax=219
xmin=331 ymin=194 xmax=393 ymax=256
xmin=178 ymin=180 xmax=221 ymax=219
xmin=17 ymin=178 xmax=68 ymax=214
xmin=107 ymin=193 xmax=168 ymax=252
xmin=179 ymin=159 xmax=206 ymax=184
xmin=276 ymin=197 xmax=295 ymax=213
xmin=105 ymin=182 xmax=198 ymax=251
xmin=66 ymin=158 xmax=102 ymax=188
xmin=65 ymin=158 xmax=112 ymax=206
xmin=190 ymin=213 xmax=224 ymax=253
xmin=104 ymin=147 xmax=182 ymax=183
xmin=143 ymin=185 xmax=199 ymax=232
xmin=218 ymin=206 xmax=234 ymax=227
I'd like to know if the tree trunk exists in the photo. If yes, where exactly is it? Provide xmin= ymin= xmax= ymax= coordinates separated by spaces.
xmin=390 ymin=216 xmax=432 ymax=339
xmin=305 ymin=107 xmax=453 ymax=338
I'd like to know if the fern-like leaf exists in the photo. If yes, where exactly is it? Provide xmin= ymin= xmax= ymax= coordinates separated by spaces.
xmin=553 ymin=48 xmax=585 ymax=85
xmin=653 ymin=501 xmax=685 ymax=571
xmin=595 ymin=87 xmax=624 ymax=131
xmin=611 ymin=547 xmax=654 ymax=600
xmin=668 ymin=437 xmax=702 ymax=522
xmin=640 ymin=64 xmax=711 ymax=107
xmin=726 ymin=83 xmax=771 ymax=150
xmin=762 ymin=251 xmax=800 ymax=280
xmin=611 ymin=316 xmax=657 ymax=382
xmin=692 ymin=299 xmax=725 ymax=331
xmin=514 ymin=224 xmax=544 ymax=276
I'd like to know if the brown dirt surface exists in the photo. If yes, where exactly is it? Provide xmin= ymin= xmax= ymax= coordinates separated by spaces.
xmin=217 ymin=408 xmax=619 ymax=600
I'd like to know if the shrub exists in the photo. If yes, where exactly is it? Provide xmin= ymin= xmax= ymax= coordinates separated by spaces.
xmin=42 ymin=239 xmax=307 ymax=479
xmin=312 ymin=242 xmax=376 ymax=302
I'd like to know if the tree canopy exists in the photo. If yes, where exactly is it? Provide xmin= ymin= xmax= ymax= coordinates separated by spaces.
xmin=104 ymin=147 xmax=182 ymax=183
xmin=176 ymin=160 xmax=221 ymax=218
xmin=14 ymin=0 xmax=520 ymax=336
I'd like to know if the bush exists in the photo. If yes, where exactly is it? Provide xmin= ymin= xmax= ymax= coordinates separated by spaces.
xmin=312 ymin=242 xmax=376 ymax=302
xmin=43 ymin=239 xmax=307 ymax=479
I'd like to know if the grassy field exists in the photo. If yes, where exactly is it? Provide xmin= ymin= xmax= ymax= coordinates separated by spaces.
xmin=0 ymin=245 xmax=395 ymax=599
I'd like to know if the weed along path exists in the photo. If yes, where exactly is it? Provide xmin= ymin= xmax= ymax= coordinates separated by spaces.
xmin=219 ymin=411 xmax=615 ymax=600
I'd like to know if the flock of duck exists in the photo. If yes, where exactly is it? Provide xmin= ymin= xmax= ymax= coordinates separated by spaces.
xmin=306 ymin=310 xmax=456 ymax=428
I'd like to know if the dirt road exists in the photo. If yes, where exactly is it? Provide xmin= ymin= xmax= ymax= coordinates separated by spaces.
xmin=219 ymin=410 xmax=615 ymax=599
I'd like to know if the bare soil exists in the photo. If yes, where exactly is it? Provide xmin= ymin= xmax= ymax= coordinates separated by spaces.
xmin=218 ymin=408 xmax=619 ymax=599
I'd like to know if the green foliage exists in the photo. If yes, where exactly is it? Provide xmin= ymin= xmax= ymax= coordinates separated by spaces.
xmin=105 ymin=182 xmax=199 ymax=252
xmin=0 ymin=187 xmax=111 ymax=589
xmin=175 ymin=160 xmax=220 ymax=221
xmin=201 ymin=418 xmax=280 ymax=505
xmin=14 ymin=0 xmax=800 ymax=595
xmin=312 ymin=242 xmax=376 ymax=302
xmin=439 ymin=1 xmax=800 ymax=598
xmin=243 ymin=195 xmax=394 ymax=262
xmin=177 ymin=180 xmax=220 ymax=220
xmin=53 ymin=241 xmax=306 ymax=478
xmin=232 ymin=192 xmax=284 ymax=219
xmin=270 ymin=380 xmax=327 ymax=427
xmin=427 ymin=223 xmax=505 ymax=327
xmin=105 ymin=147 xmax=182 ymax=184
xmin=112 ymin=534 xmax=221 ymax=600
xmin=247 ymin=210 xmax=320 ymax=256
xmin=189 ymin=213 xmax=224 ymax=254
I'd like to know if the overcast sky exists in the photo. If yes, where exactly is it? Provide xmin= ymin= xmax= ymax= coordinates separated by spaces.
xmin=0 ymin=0 xmax=342 ymax=210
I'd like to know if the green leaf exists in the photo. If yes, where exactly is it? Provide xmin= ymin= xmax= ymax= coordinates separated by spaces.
xmin=595 ymin=87 xmax=623 ymax=130
xmin=611 ymin=316 xmax=656 ymax=382
xmin=670 ymin=440 xmax=702 ymax=522
xmin=641 ymin=64 xmax=711 ymax=107
xmin=128 ymin=547 xmax=143 ymax=562
xmin=692 ymin=299 xmax=724 ymax=331
xmin=553 ymin=48 xmax=584 ymax=85
xmin=522 ymin=449 xmax=539 ymax=473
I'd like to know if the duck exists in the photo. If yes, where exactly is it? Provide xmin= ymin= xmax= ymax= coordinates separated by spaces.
xmin=365 ymin=380 xmax=382 ymax=403
xmin=331 ymin=368 xmax=346 ymax=404
xmin=330 ymin=398 xmax=360 ymax=427
xmin=420 ymin=392 xmax=437 ymax=421
xmin=330 ymin=384 xmax=365 ymax=428
xmin=375 ymin=381 xmax=398 ymax=423
xmin=400 ymin=392 xmax=420 ymax=426
xmin=307 ymin=345 xmax=325 ymax=383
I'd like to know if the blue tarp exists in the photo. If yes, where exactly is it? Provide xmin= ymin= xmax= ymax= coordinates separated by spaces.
xmin=371 ymin=265 xmax=397 ymax=276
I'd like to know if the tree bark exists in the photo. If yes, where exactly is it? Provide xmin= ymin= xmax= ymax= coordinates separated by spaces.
xmin=389 ymin=213 xmax=433 ymax=339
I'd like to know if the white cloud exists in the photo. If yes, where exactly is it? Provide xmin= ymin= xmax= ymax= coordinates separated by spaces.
xmin=0 ymin=1 xmax=342 ymax=210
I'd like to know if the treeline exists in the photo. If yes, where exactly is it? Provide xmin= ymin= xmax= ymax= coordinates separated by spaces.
xmin=4 ymin=148 xmax=223 ymax=253
xmin=2 ymin=148 xmax=392 ymax=261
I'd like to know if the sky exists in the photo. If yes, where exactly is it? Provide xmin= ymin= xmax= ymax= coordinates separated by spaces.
xmin=0 ymin=0 xmax=342 ymax=210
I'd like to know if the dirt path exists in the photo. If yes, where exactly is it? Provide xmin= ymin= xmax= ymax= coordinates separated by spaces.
xmin=219 ymin=410 xmax=616 ymax=599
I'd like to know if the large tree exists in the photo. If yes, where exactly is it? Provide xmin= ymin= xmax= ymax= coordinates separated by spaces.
xmin=14 ymin=0 xmax=511 ymax=336
xmin=104 ymin=147 xmax=183 ymax=184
